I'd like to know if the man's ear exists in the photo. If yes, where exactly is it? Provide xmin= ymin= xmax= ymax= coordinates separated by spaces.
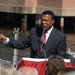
xmin=52 ymin=19 xmax=55 ymax=24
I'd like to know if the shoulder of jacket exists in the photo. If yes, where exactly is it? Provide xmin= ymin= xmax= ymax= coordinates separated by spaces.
xmin=54 ymin=27 xmax=65 ymax=36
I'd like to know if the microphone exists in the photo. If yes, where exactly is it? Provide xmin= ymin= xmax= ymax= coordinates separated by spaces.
xmin=38 ymin=38 xmax=45 ymax=49
xmin=38 ymin=38 xmax=47 ymax=59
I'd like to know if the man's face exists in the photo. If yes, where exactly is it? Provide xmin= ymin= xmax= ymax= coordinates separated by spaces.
xmin=41 ymin=14 xmax=54 ymax=31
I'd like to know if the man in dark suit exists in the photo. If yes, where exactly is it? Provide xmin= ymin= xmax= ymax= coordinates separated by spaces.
xmin=0 ymin=10 xmax=69 ymax=58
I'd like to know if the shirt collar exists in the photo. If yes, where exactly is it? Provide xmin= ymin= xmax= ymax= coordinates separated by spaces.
xmin=43 ymin=26 xmax=53 ymax=34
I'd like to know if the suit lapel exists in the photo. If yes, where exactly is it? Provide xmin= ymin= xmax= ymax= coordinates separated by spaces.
xmin=44 ymin=27 xmax=57 ymax=49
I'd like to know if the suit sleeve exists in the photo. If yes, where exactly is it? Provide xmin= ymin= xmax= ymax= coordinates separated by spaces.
xmin=6 ymin=35 xmax=31 ymax=49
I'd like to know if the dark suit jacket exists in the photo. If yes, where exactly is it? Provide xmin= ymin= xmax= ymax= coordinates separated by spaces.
xmin=6 ymin=27 xmax=69 ymax=58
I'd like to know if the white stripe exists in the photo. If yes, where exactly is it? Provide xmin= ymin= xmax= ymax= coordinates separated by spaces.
xmin=22 ymin=57 xmax=70 ymax=62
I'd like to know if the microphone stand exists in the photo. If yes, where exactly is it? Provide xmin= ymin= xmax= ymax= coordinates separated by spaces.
xmin=42 ymin=48 xmax=47 ymax=59
xmin=39 ymin=39 xmax=47 ymax=59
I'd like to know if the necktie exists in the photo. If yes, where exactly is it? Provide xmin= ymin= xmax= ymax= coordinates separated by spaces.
xmin=40 ymin=31 xmax=47 ymax=51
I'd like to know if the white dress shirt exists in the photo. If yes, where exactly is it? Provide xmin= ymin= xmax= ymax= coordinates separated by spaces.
xmin=42 ymin=26 xmax=53 ymax=43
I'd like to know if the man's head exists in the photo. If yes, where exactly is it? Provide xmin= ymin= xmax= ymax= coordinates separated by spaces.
xmin=0 ymin=60 xmax=18 ymax=75
xmin=18 ymin=66 xmax=38 ymax=75
xmin=57 ymin=68 xmax=75 ymax=75
xmin=45 ymin=55 xmax=65 ymax=75
xmin=41 ymin=10 xmax=55 ymax=31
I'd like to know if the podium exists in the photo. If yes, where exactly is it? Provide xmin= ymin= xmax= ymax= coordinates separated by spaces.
xmin=16 ymin=58 xmax=75 ymax=75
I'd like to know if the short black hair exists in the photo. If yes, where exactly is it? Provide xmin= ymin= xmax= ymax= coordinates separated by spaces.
xmin=41 ymin=10 xmax=55 ymax=19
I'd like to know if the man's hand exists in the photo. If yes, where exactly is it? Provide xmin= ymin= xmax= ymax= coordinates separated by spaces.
xmin=0 ymin=34 xmax=7 ymax=43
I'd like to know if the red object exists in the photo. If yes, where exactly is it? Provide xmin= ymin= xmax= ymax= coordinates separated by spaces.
xmin=16 ymin=58 xmax=75 ymax=75
xmin=16 ymin=58 xmax=47 ymax=75
xmin=65 ymin=62 xmax=75 ymax=68
xmin=41 ymin=33 xmax=46 ymax=44
xmin=64 ymin=59 xmax=75 ymax=68
xmin=40 ymin=32 xmax=47 ymax=51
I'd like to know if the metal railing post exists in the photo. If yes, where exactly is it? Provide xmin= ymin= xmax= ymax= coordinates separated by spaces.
xmin=13 ymin=28 xmax=19 ymax=66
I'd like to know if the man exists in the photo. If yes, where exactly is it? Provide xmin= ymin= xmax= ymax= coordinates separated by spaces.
xmin=18 ymin=66 xmax=38 ymax=75
xmin=0 ymin=10 xmax=69 ymax=58
xmin=45 ymin=55 xmax=65 ymax=75
xmin=0 ymin=60 xmax=18 ymax=75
